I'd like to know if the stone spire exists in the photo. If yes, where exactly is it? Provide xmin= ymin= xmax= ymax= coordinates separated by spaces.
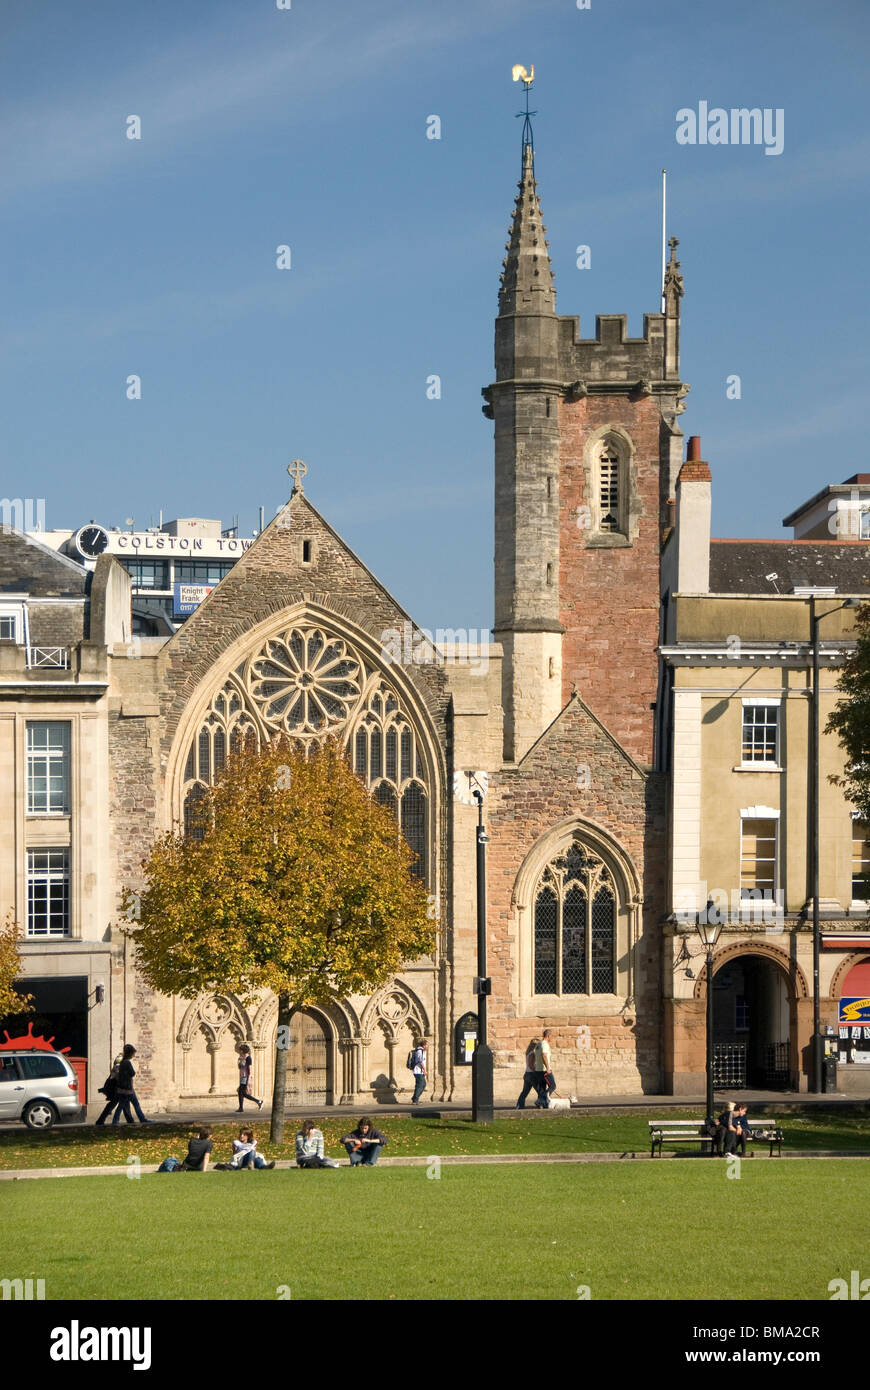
xmin=498 ymin=142 xmax=556 ymax=317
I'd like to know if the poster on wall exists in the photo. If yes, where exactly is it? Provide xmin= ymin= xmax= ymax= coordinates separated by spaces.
xmin=838 ymin=997 xmax=870 ymax=1025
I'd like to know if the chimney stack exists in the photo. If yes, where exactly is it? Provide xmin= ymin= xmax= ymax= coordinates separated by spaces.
xmin=675 ymin=441 xmax=712 ymax=594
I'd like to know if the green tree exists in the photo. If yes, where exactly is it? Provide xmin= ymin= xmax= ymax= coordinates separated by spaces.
xmin=827 ymin=603 xmax=870 ymax=840
xmin=123 ymin=737 xmax=434 ymax=1141
xmin=0 ymin=913 xmax=34 ymax=1020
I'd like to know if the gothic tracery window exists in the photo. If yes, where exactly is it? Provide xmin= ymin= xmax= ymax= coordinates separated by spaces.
xmin=179 ymin=626 xmax=431 ymax=885
xmin=533 ymin=837 xmax=616 ymax=995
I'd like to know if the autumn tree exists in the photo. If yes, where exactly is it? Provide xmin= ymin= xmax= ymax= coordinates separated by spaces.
xmin=0 ymin=912 xmax=34 ymax=1020
xmin=123 ymin=736 xmax=435 ymax=1141
xmin=827 ymin=602 xmax=870 ymax=833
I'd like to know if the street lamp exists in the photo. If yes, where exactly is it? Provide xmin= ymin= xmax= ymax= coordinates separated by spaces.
xmin=471 ymin=787 xmax=494 ymax=1122
xmin=810 ymin=596 xmax=862 ymax=1093
xmin=695 ymin=908 xmax=723 ymax=1121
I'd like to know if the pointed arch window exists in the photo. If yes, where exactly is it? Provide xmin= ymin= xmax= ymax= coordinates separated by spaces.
xmin=595 ymin=437 xmax=625 ymax=534
xmin=178 ymin=633 xmax=432 ymax=891
xmin=533 ymin=837 xmax=616 ymax=995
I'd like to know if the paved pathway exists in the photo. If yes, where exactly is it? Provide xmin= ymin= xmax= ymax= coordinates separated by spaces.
xmin=70 ymin=1089 xmax=868 ymax=1127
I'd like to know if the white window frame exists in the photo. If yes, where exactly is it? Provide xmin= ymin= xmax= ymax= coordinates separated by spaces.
xmin=740 ymin=697 xmax=781 ymax=768
xmin=850 ymin=811 xmax=870 ymax=909
xmin=26 ymin=847 xmax=71 ymax=938
xmin=739 ymin=808 xmax=780 ymax=902
xmin=0 ymin=603 xmax=27 ymax=644
xmin=26 ymin=721 xmax=71 ymax=816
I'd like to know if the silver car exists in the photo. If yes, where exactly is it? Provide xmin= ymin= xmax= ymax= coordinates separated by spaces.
xmin=0 ymin=1051 xmax=85 ymax=1129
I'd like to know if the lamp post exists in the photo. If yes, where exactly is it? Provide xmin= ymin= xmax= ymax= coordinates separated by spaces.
xmin=695 ymin=909 xmax=723 ymax=1120
xmin=471 ymin=787 xmax=494 ymax=1122
xmin=810 ymin=597 xmax=861 ymax=1093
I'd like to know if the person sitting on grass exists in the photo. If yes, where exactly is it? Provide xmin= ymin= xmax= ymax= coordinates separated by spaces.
xmin=229 ymin=1127 xmax=275 ymax=1170
xmin=181 ymin=1125 xmax=214 ymax=1171
xmin=295 ymin=1119 xmax=339 ymax=1168
xmin=342 ymin=1117 xmax=387 ymax=1166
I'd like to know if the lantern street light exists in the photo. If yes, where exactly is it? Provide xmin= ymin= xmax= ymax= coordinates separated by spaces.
xmin=471 ymin=786 xmax=494 ymax=1123
xmin=695 ymin=906 xmax=723 ymax=1121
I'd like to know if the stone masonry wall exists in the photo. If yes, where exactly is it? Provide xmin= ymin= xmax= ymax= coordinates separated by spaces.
xmin=484 ymin=695 xmax=667 ymax=1096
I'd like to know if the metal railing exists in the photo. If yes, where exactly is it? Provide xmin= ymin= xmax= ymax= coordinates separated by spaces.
xmin=26 ymin=646 xmax=70 ymax=670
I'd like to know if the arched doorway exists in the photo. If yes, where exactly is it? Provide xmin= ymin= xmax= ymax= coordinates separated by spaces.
xmin=712 ymin=956 xmax=791 ymax=1090
xmin=283 ymin=1010 xmax=331 ymax=1107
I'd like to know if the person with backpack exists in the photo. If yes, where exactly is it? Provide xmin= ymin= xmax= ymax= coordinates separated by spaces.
xmin=111 ymin=1044 xmax=151 ymax=1124
xmin=157 ymin=1125 xmax=214 ymax=1172
xmin=182 ymin=1125 xmax=214 ymax=1170
xmin=94 ymin=1053 xmax=122 ymax=1125
xmin=515 ymin=1037 xmax=543 ymax=1109
xmin=409 ymin=1037 xmax=428 ymax=1106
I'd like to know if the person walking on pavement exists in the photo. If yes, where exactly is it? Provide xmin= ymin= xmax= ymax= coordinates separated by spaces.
xmin=516 ymin=1037 xmax=543 ymax=1109
xmin=94 ymin=1053 xmax=122 ymax=1125
xmin=410 ymin=1037 xmax=428 ymax=1106
xmin=111 ymin=1044 xmax=151 ymax=1124
xmin=534 ymin=1029 xmax=554 ymax=1108
xmin=237 ymin=1044 xmax=263 ymax=1112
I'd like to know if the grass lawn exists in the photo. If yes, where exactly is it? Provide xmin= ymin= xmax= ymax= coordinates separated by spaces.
xmin=0 ymin=1108 xmax=867 ymax=1170
xmin=0 ymin=1162 xmax=865 ymax=1300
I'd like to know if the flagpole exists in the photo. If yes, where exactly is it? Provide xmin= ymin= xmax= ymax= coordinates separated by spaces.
xmin=661 ymin=168 xmax=667 ymax=310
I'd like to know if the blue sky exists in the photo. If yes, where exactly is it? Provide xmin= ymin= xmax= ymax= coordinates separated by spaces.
xmin=1 ymin=0 xmax=867 ymax=631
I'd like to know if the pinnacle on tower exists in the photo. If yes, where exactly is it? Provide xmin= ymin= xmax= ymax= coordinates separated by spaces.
xmin=498 ymin=141 xmax=556 ymax=316
xmin=663 ymin=235 xmax=684 ymax=316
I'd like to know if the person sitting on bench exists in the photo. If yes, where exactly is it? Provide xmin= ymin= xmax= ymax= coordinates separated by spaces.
xmin=734 ymin=1103 xmax=754 ymax=1157
xmin=717 ymin=1102 xmax=739 ymax=1156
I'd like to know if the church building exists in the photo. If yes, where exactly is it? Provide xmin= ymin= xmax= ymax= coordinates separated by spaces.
xmin=4 ymin=120 xmax=869 ymax=1112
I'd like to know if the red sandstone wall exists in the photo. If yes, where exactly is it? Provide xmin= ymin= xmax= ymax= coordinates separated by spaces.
xmin=559 ymin=396 xmax=663 ymax=766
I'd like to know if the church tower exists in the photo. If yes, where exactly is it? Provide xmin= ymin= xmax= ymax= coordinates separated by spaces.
xmin=487 ymin=136 xmax=563 ymax=763
xmin=485 ymin=110 xmax=689 ymax=767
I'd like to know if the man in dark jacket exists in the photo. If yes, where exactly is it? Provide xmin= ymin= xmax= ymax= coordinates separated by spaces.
xmin=342 ymin=1117 xmax=388 ymax=1166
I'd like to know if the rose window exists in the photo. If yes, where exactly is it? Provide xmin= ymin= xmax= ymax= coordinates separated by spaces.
xmin=248 ymin=628 xmax=362 ymax=734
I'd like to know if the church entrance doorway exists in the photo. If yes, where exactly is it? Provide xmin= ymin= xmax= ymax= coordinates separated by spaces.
xmin=712 ymin=955 xmax=791 ymax=1090
xmin=283 ymin=1010 xmax=331 ymax=1106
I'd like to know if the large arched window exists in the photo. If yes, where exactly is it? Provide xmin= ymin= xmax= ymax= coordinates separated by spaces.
xmin=533 ymin=837 xmax=616 ymax=995
xmin=350 ymin=681 xmax=428 ymax=881
xmin=177 ymin=626 xmax=432 ymax=887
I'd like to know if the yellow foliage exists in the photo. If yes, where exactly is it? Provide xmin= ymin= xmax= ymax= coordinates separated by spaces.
xmin=0 ymin=912 xmax=34 ymax=1018
xmin=122 ymin=737 xmax=436 ymax=1009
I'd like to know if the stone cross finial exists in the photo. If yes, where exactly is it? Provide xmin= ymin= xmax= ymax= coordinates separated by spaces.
xmin=288 ymin=459 xmax=307 ymax=494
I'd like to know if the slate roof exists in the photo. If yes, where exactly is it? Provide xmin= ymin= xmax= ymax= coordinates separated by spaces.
xmin=0 ymin=529 xmax=88 ymax=597
xmin=709 ymin=540 xmax=870 ymax=595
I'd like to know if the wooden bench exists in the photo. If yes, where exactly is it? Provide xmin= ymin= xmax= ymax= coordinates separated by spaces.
xmin=648 ymin=1118 xmax=784 ymax=1158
